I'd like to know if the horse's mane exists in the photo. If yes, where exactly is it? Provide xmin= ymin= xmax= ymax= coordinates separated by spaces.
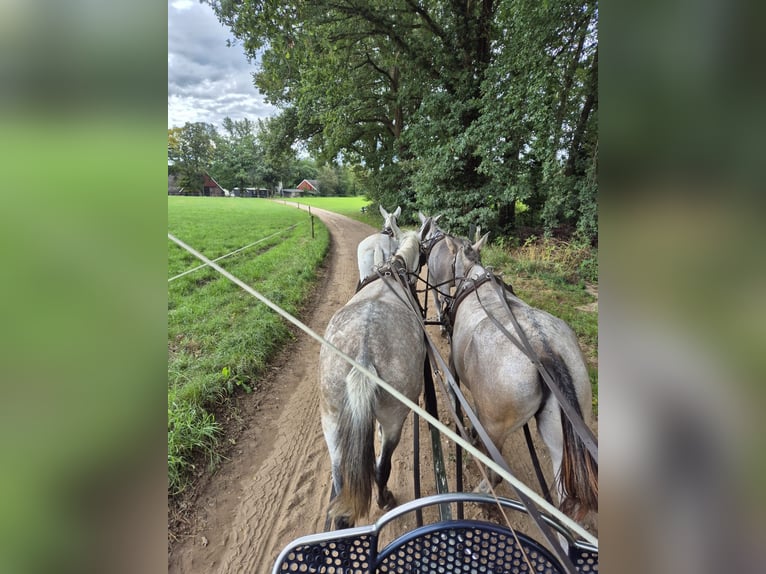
xmin=395 ymin=230 xmax=422 ymax=272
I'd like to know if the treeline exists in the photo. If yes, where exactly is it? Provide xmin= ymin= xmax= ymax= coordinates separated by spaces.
xmin=168 ymin=118 xmax=362 ymax=196
xmin=206 ymin=0 xmax=597 ymax=241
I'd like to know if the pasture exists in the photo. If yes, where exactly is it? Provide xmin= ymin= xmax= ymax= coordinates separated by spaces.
xmin=278 ymin=196 xmax=378 ymax=225
xmin=168 ymin=197 xmax=330 ymax=493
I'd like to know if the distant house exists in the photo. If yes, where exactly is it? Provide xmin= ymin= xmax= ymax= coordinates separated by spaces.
xmin=296 ymin=179 xmax=320 ymax=195
xmin=281 ymin=188 xmax=303 ymax=198
xmin=202 ymin=173 xmax=226 ymax=197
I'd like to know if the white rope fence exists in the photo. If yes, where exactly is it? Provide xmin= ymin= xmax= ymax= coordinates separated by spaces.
xmin=167 ymin=232 xmax=597 ymax=547
xmin=168 ymin=223 xmax=302 ymax=283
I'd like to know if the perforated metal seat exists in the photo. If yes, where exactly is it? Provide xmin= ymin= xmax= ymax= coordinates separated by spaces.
xmin=376 ymin=520 xmax=564 ymax=573
xmin=272 ymin=493 xmax=598 ymax=573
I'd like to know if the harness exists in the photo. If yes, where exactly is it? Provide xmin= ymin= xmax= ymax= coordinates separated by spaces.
xmin=444 ymin=271 xmax=515 ymax=335
xmin=420 ymin=231 xmax=446 ymax=259
xmin=355 ymin=254 xmax=419 ymax=301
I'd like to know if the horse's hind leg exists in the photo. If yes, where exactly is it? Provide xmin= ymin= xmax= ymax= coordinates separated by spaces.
xmin=535 ymin=396 xmax=565 ymax=506
xmin=375 ymin=421 xmax=404 ymax=510
xmin=473 ymin=423 xmax=512 ymax=494
xmin=321 ymin=410 xmax=352 ymax=528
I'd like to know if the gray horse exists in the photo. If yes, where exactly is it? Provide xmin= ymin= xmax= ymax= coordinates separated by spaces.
xmin=320 ymin=216 xmax=432 ymax=529
xmin=444 ymin=236 xmax=598 ymax=522
xmin=417 ymin=211 xmax=463 ymax=334
xmin=356 ymin=205 xmax=401 ymax=282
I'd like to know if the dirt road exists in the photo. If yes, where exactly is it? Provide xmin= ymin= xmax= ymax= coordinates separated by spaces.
xmin=168 ymin=206 xmax=595 ymax=573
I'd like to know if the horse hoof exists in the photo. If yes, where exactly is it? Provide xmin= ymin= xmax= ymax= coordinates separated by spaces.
xmin=378 ymin=490 xmax=397 ymax=510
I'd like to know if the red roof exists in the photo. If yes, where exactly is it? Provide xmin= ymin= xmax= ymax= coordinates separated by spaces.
xmin=296 ymin=179 xmax=319 ymax=191
xmin=203 ymin=173 xmax=223 ymax=188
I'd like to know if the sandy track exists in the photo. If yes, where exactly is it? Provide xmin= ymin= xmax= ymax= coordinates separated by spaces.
xmin=168 ymin=206 xmax=596 ymax=573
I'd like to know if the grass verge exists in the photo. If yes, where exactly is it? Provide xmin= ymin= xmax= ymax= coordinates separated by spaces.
xmin=168 ymin=197 xmax=330 ymax=493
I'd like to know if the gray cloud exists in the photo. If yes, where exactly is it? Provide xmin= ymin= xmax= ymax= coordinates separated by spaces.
xmin=168 ymin=1 xmax=278 ymax=129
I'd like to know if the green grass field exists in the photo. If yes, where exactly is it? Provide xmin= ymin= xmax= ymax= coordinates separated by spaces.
xmin=168 ymin=197 xmax=330 ymax=493
xmin=278 ymin=196 xmax=380 ymax=226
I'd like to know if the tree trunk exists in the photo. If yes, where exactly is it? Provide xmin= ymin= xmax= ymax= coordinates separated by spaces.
xmin=565 ymin=48 xmax=598 ymax=177
xmin=497 ymin=198 xmax=516 ymax=234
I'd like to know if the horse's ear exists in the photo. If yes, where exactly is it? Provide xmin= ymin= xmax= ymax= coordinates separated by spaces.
xmin=418 ymin=211 xmax=426 ymax=224
xmin=473 ymin=231 xmax=490 ymax=252
xmin=419 ymin=217 xmax=433 ymax=240
xmin=474 ymin=225 xmax=482 ymax=243
xmin=379 ymin=204 xmax=389 ymax=219
xmin=393 ymin=206 xmax=401 ymax=219
xmin=433 ymin=214 xmax=442 ymax=225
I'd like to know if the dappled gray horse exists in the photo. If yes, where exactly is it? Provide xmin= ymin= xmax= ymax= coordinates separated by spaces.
xmin=356 ymin=205 xmax=401 ymax=283
xmin=443 ymin=236 xmax=598 ymax=521
xmin=320 ymin=216 xmax=432 ymax=529
xmin=417 ymin=211 xmax=465 ymax=335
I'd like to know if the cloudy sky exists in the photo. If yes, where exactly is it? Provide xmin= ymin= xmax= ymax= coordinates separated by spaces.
xmin=168 ymin=0 xmax=279 ymax=129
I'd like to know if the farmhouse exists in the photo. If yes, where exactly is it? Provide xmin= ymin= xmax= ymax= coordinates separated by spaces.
xmin=202 ymin=173 xmax=226 ymax=197
xmin=296 ymin=179 xmax=320 ymax=194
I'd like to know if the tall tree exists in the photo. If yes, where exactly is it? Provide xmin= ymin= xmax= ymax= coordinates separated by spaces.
xmin=207 ymin=0 xmax=598 ymax=239
xmin=168 ymin=122 xmax=218 ymax=194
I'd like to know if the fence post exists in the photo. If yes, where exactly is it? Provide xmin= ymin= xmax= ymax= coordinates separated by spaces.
xmin=310 ymin=215 xmax=315 ymax=238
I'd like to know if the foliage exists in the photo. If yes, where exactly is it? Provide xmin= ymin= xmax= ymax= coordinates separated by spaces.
xmin=168 ymin=122 xmax=217 ymax=193
xmin=167 ymin=197 xmax=330 ymax=493
xmin=210 ymin=117 xmax=278 ymax=192
xmin=205 ymin=0 xmax=598 ymax=242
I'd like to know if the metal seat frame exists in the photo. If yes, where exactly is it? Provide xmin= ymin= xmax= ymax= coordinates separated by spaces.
xmin=272 ymin=492 xmax=598 ymax=573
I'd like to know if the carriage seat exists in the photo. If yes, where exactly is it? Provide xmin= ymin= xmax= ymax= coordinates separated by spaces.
xmin=271 ymin=493 xmax=598 ymax=573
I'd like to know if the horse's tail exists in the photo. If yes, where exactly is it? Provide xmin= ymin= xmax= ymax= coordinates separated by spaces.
xmin=542 ymin=356 xmax=598 ymax=521
xmin=329 ymin=362 xmax=378 ymax=525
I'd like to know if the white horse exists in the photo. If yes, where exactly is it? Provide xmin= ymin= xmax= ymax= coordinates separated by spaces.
xmin=443 ymin=236 xmax=598 ymax=522
xmin=356 ymin=205 xmax=401 ymax=283
xmin=320 ymin=216 xmax=432 ymax=529
xmin=417 ymin=211 xmax=466 ymax=335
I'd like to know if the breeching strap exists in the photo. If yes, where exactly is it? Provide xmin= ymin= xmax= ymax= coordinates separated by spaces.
xmin=524 ymin=422 xmax=554 ymax=506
